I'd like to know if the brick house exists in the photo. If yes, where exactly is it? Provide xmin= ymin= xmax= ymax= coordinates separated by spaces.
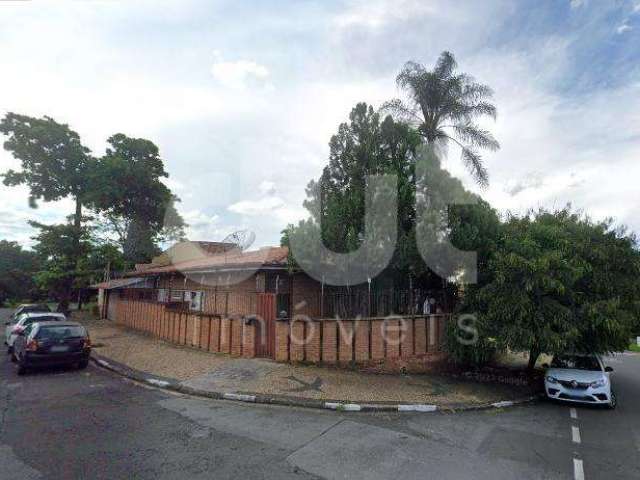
xmin=93 ymin=241 xmax=450 ymax=372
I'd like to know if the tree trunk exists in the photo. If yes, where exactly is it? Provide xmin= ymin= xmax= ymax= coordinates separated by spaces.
xmin=527 ymin=348 xmax=540 ymax=373
xmin=58 ymin=197 xmax=83 ymax=313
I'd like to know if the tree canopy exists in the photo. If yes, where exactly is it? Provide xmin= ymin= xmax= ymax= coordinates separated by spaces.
xmin=454 ymin=208 xmax=640 ymax=369
xmin=0 ymin=240 xmax=41 ymax=306
xmin=383 ymin=51 xmax=499 ymax=186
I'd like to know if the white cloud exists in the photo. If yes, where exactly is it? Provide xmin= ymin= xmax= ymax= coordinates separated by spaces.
xmin=259 ymin=180 xmax=277 ymax=195
xmin=228 ymin=196 xmax=285 ymax=216
xmin=210 ymin=52 xmax=270 ymax=90
xmin=617 ymin=23 xmax=632 ymax=34
xmin=570 ymin=0 xmax=585 ymax=9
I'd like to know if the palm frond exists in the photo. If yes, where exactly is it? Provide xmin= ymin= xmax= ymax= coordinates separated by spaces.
xmin=380 ymin=99 xmax=422 ymax=124
xmin=434 ymin=51 xmax=457 ymax=78
xmin=460 ymin=147 xmax=489 ymax=188
xmin=452 ymin=123 xmax=500 ymax=151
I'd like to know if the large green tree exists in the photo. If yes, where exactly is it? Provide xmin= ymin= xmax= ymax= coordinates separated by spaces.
xmin=88 ymin=133 xmax=185 ymax=265
xmin=458 ymin=208 xmax=640 ymax=371
xmin=0 ymin=113 xmax=94 ymax=309
xmin=284 ymin=102 xmax=498 ymax=294
xmin=0 ymin=240 xmax=41 ymax=306
xmin=384 ymin=51 xmax=499 ymax=186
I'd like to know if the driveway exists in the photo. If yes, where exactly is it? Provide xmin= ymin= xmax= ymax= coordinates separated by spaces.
xmin=1 ymin=308 xmax=638 ymax=479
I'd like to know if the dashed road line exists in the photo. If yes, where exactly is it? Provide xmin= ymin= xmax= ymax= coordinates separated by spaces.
xmin=573 ymin=458 xmax=584 ymax=480
xmin=572 ymin=425 xmax=581 ymax=444
xmin=570 ymin=407 xmax=578 ymax=419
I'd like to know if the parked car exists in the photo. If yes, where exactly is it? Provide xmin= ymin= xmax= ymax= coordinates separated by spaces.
xmin=5 ymin=312 xmax=67 ymax=353
xmin=544 ymin=353 xmax=616 ymax=408
xmin=10 ymin=303 xmax=51 ymax=322
xmin=12 ymin=321 xmax=91 ymax=375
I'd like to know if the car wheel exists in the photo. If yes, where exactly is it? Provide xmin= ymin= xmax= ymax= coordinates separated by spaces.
xmin=78 ymin=359 xmax=89 ymax=370
xmin=608 ymin=391 xmax=617 ymax=409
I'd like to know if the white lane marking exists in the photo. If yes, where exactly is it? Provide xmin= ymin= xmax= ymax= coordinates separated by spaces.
xmin=570 ymin=408 xmax=578 ymax=419
xmin=573 ymin=458 xmax=584 ymax=480
xmin=572 ymin=426 xmax=581 ymax=444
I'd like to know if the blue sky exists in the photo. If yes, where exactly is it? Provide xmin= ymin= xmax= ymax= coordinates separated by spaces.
xmin=0 ymin=0 xmax=639 ymax=248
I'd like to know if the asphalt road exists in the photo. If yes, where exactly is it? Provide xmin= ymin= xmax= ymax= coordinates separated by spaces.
xmin=1 ymin=308 xmax=639 ymax=480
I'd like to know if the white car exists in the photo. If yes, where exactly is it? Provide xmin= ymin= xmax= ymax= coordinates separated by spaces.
xmin=544 ymin=353 xmax=616 ymax=408
xmin=5 ymin=312 xmax=67 ymax=353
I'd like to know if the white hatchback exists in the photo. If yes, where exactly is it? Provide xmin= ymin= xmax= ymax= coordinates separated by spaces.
xmin=5 ymin=312 xmax=67 ymax=353
xmin=544 ymin=354 xmax=616 ymax=409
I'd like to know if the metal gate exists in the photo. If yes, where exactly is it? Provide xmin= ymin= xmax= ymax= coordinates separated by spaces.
xmin=255 ymin=293 xmax=276 ymax=358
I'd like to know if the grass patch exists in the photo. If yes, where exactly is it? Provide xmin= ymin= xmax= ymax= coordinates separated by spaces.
xmin=628 ymin=343 xmax=640 ymax=353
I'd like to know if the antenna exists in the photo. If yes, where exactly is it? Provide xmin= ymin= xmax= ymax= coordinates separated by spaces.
xmin=222 ymin=229 xmax=256 ymax=252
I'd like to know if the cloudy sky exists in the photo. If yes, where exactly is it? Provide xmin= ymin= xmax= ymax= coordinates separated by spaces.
xmin=1 ymin=0 xmax=639 ymax=248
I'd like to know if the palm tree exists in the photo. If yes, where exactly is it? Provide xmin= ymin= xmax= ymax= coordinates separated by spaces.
xmin=383 ymin=51 xmax=499 ymax=187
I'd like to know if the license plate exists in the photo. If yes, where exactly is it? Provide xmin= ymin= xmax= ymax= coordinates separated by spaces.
xmin=50 ymin=345 xmax=69 ymax=353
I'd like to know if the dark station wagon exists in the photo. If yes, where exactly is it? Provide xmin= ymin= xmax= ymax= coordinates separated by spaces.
xmin=11 ymin=321 xmax=92 ymax=375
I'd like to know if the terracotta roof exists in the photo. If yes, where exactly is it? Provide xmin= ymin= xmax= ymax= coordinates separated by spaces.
xmin=127 ymin=246 xmax=289 ymax=276
xmin=89 ymin=277 xmax=148 ymax=290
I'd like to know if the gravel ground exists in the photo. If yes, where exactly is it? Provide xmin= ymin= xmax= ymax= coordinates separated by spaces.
xmin=77 ymin=315 xmax=531 ymax=405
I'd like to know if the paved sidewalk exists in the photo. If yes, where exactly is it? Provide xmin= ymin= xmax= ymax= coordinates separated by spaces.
xmin=79 ymin=317 xmax=532 ymax=406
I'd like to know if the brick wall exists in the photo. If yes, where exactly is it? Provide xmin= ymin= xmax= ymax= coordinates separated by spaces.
xmin=110 ymin=294 xmax=450 ymax=373
xmin=112 ymin=298 xmax=256 ymax=358
xmin=275 ymin=315 xmax=450 ymax=373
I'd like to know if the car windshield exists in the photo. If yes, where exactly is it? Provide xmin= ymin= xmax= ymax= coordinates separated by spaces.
xmin=551 ymin=355 xmax=601 ymax=371
xmin=35 ymin=326 xmax=86 ymax=340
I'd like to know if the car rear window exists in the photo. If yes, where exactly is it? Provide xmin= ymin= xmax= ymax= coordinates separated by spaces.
xmin=23 ymin=305 xmax=51 ymax=313
xmin=551 ymin=355 xmax=601 ymax=371
xmin=25 ymin=316 xmax=63 ymax=325
xmin=35 ymin=326 xmax=86 ymax=340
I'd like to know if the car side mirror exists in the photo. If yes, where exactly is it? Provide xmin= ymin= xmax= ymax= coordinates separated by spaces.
xmin=605 ymin=366 xmax=614 ymax=372
xmin=542 ymin=363 xmax=549 ymax=369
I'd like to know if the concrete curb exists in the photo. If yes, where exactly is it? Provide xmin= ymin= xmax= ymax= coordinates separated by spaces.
xmin=90 ymin=353 xmax=542 ymax=414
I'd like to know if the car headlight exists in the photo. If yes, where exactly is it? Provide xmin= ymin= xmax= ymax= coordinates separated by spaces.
xmin=590 ymin=379 xmax=606 ymax=388
xmin=546 ymin=376 xmax=558 ymax=384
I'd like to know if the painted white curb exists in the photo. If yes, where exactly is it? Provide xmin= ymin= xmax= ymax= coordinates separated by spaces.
xmin=398 ymin=404 xmax=438 ymax=412
xmin=491 ymin=401 xmax=515 ymax=408
xmin=146 ymin=379 xmax=170 ymax=388
xmin=223 ymin=393 xmax=256 ymax=402
xmin=324 ymin=402 xmax=362 ymax=411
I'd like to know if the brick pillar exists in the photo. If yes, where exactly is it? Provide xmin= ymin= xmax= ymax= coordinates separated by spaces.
xmin=231 ymin=318 xmax=243 ymax=356
xmin=414 ymin=317 xmax=427 ymax=355
xmin=199 ymin=316 xmax=210 ymax=350
xmin=290 ymin=319 xmax=305 ymax=362
xmin=401 ymin=317 xmax=414 ymax=358
xmin=242 ymin=321 xmax=256 ymax=358
xmin=371 ymin=319 xmax=385 ymax=360
xmin=386 ymin=319 xmax=401 ymax=359
xmin=305 ymin=320 xmax=321 ymax=363
xmin=209 ymin=316 xmax=221 ymax=352
xmin=321 ymin=320 xmax=337 ymax=364
xmin=338 ymin=321 xmax=354 ymax=364
xmin=220 ymin=318 xmax=231 ymax=353
xmin=275 ymin=320 xmax=290 ymax=362
xmin=354 ymin=320 xmax=370 ymax=362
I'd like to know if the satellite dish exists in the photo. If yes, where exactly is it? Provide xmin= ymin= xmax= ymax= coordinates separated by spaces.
xmin=222 ymin=230 xmax=256 ymax=252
